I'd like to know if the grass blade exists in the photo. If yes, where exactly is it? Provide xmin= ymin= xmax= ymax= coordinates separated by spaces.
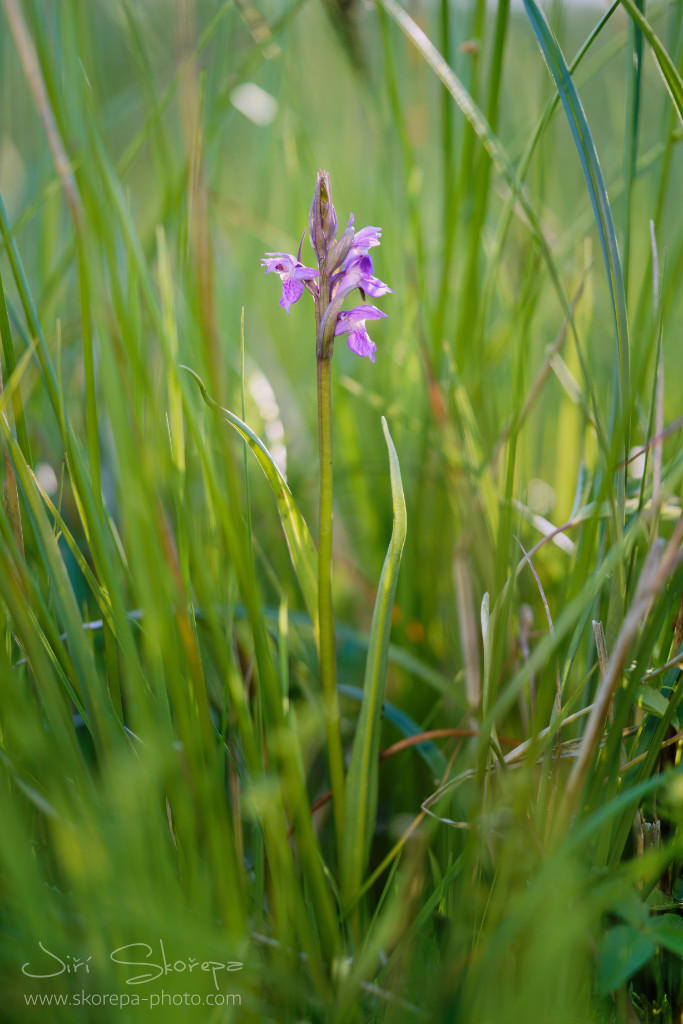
xmin=376 ymin=0 xmax=580 ymax=361
xmin=342 ymin=417 xmax=407 ymax=912
xmin=522 ymin=0 xmax=630 ymax=450
xmin=182 ymin=365 xmax=319 ymax=641
xmin=620 ymin=0 xmax=683 ymax=125
xmin=0 ymin=267 xmax=32 ymax=467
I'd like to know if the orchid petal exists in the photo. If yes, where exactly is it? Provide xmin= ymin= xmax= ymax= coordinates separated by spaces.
xmin=280 ymin=276 xmax=305 ymax=313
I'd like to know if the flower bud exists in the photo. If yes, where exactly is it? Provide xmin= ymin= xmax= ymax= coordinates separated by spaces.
xmin=309 ymin=169 xmax=337 ymax=263
xmin=326 ymin=214 xmax=355 ymax=275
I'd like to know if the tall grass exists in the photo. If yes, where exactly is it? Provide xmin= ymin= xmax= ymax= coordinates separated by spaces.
xmin=0 ymin=0 xmax=682 ymax=1020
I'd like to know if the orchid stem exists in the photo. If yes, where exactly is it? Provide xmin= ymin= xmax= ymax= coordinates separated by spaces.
xmin=317 ymin=351 xmax=346 ymax=847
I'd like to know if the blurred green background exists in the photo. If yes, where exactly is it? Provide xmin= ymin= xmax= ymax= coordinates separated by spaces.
xmin=1 ymin=0 xmax=683 ymax=1020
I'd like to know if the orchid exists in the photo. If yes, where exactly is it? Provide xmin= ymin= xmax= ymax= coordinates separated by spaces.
xmin=334 ymin=304 xmax=388 ymax=363
xmin=260 ymin=171 xmax=394 ymax=846
xmin=260 ymin=252 xmax=318 ymax=314
xmin=343 ymin=214 xmax=381 ymax=258
xmin=262 ymin=172 xmax=391 ymax=359
xmin=333 ymin=252 xmax=393 ymax=300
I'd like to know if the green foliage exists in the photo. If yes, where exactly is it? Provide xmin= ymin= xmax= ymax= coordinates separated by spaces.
xmin=0 ymin=0 xmax=682 ymax=1021
xmin=184 ymin=364 xmax=320 ymax=639
xmin=342 ymin=417 xmax=406 ymax=918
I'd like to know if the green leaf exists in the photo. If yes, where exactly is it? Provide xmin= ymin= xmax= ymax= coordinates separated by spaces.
xmin=338 ymin=683 xmax=447 ymax=777
xmin=597 ymin=924 xmax=656 ymax=994
xmin=522 ymin=0 xmax=629 ymax=436
xmin=342 ymin=417 xmax=407 ymax=907
xmin=377 ymin=0 xmax=583 ymax=387
xmin=619 ymin=0 xmax=683 ymax=127
xmin=648 ymin=914 xmax=683 ymax=956
xmin=0 ymin=266 xmax=32 ymax=467
xmin=636 ymin=684 xmax=680 ymax=729
xmin=182 ymin=365 xmax=319 ymax=641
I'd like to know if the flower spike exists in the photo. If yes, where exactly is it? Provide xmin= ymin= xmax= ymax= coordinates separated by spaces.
xmin=262 ymin=170 xmax=391 ymax=358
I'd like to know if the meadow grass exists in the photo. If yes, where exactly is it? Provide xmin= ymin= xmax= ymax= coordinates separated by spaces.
xmin=0 ymin=0 xmax=683 ymax=1020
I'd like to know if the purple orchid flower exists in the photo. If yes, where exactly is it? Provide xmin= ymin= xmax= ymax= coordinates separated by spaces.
xmin=353 ymin=253 xmax=393 ymax=298
xmin=345 ymin=214 xmax=381 ymax=259
xmin=262 ymin=172 xmax=392 ymax=360
xmin=332 ymin=253 xmax=393 ymax=301
xmin=261 ymin=252 xmax=318 ymax=314
xmin=334 ymin=304 xmax=388 ymax=363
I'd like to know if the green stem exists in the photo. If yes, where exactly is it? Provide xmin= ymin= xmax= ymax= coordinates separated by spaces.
xmin=317 ymin=352 xmax=345 ymax=847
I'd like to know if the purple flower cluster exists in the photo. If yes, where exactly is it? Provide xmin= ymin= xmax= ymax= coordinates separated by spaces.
xmin=261 ymin=172 xmax=392 ymax=363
